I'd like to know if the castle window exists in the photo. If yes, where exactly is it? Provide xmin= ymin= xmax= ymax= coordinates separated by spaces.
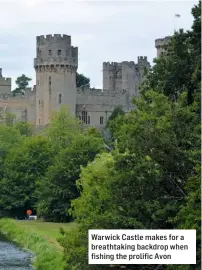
xmin=49 ymin=50 xmax=52 ymax=56
xmin=49 ymin=87 xmax=51 ymax=100
xmin=81 ymin=111 xmax=88 ymax=124
xmin=58 ymin=93 xmax=62 ymax=104
xmin=100 ymin=116 xmax=104 ymax=125
xmin=58 ymin=50 xmax=61 ymax=56
xmin=39 ymin=100 xmax=40 ymax=105
xmin=88 ymin=116 xmax=90 ymax=124
xmin=66 ymin=50 xmax=68 ymax=56
xmin=49 ymin=76 xmax=51 ymax=85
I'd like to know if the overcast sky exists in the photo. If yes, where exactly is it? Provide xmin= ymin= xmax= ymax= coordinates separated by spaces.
xmin=0 ymin=0 xmax=198 ymax=89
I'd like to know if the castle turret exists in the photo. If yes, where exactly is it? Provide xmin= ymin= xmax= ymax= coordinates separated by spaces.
xmin=34 ymin=34 xmax=78 ymax=125
xmin=102 ymin=62 xmax=122 ymax=91
xmin=0 ymin=68 xmax=12 ymax=94
xmin=155 ymin=36 xmax=172 ymax=57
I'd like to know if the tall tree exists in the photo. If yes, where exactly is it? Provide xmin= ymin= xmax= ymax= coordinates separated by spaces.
xmin=12 ymin=74 xmax=32 ymax=94
xmin=141 ymin=1 xmax=201 ymax=107
xmin=76 ymin=72 xmax=90 ymax=88
xmin=37 ymin=133 xmax=105 ymax=222
xmin=0 ymin=136 xmax=54 ymax=217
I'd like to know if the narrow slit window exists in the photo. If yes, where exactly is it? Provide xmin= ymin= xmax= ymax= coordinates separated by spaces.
xmin=49 ymin=50 xmax=52 ymax=56
xmin=59 ymin=94 xmax=62 ymax=104
xmin=100 ymin=116 xmax=104 ymax=125
xmin=58 ymin=50 xmax=61 ymax=56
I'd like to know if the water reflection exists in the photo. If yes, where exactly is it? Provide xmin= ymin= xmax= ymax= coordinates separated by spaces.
xmin=0 ymin=234 xmax=34 ymax=270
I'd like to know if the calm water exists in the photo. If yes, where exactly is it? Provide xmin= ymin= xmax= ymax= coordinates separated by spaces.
xmin=0 ymin=234 xmax=34 ymax=270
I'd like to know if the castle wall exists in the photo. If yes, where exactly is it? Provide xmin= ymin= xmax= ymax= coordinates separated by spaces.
xmin=76 ymin=87 xmax=134 ymax=129
xmin=0 ymin=89 xmax=36 ymax=124
xmin=77 ymin=57 xmax=150 ymax=129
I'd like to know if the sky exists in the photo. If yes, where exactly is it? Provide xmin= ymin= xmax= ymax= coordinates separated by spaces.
xmin=0 ymin=0 xmax=198 ymax=89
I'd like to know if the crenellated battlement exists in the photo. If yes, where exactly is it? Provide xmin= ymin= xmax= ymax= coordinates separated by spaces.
xmin=35 ymin=34 xmax=78 ymax=69
xmin=0 ymin=77 xmax=11 ymax=84
xmin=0 ymin=68 xmax=11 ymax=85
xmin=155 ymin=36 xmax=172 ymax=48
xmin=103 ymin=57 xmax=149 ymax=71
xmin=37 ymin=34 xmax=71 ymax=45
xmin=0 ymin=89 xmax=36 ymax=101
xmin=0 ymin=68 xmax=12 ymax=95
xmin=138 ymin=56 xmax=147 ymax=62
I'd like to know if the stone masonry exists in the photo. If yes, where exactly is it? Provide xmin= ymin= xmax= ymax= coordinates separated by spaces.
xmin=0 ymin=34 xmax=164 ymax=129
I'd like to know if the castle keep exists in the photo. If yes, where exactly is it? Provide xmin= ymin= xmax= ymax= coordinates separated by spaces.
xmin=0 ymin=34 xmax=165 ymax=128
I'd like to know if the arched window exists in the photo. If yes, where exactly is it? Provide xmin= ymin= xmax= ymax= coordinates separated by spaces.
xmin=58 ymin=94 xmax=62 ymax=104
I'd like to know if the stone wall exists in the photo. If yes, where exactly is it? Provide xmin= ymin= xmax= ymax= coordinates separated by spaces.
xmin=0 ymin=88 xmax=36 ymax=124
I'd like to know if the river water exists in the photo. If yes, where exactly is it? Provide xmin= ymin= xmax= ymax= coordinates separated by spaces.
xmin=0 ymin=234 xmax=34 ymax=270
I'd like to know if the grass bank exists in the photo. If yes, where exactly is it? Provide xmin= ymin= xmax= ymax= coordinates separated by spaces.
xmin=0 ymin=218 xmax=76 ymax=270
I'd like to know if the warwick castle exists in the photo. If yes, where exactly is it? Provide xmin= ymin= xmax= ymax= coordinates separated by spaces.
xmin=0 ymin=34 xmax=170 ymax=129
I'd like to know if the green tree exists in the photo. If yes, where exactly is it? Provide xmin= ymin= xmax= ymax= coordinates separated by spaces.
xmin=60 ymin=88 xmax=200 ymax=269
xmin=37 ymin=133 xmax=105 ymax=222
xmin=107 ymin=106 xmax=125 ymax=126
xmin=14 ymin=121 xmax=33 ymax=136
xmin=76 ymin=72 xmax=90 ymax=88
xmin=0 ymin=124 xmax=22 ymax=180
xmin=141 ymin=1 xmax=201 ymax=106
xmin=59 ymin=3 xmax=200 ymax=269
xmin=12 ymin=74 xmax=32 ymax=95
xmin=47 ymin=106 xmax=81 ymax=151
xmin=0 ymin=136 xmax=54 ymax=217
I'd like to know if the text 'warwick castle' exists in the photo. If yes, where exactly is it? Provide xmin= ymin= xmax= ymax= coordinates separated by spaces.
xmin=0 ymin=34 xmax=170 ymax=129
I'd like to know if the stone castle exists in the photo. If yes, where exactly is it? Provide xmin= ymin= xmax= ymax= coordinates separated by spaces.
xmin=0 ymin=35 xmax=170 ymax=129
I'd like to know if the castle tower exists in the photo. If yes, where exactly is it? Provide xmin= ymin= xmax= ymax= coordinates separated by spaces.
xmin=103 ymin=57 xmax=150 ymax=98
xmin=34 ymin=34 xmax=78 ymax=125
xmin=103 ymin=62 xmax=122 ymax=91
xmin=155 ymin=36 xmax=172 ymax=57
xmin=0 ymin=68 xmax=12 ymax=94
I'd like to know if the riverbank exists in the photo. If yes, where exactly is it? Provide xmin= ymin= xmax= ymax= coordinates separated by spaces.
xmin=0 ymin=218 xmax=75 ymax=270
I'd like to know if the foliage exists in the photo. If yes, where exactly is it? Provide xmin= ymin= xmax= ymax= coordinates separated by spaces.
xmin=76 ymin=72 xmax=90 ymax=88
xmin=37 ymin=133 xmax=105 ymax=222
xmin=0 ymin=124 xmax=22 ymax=180
xmin=14 ymin=121 xmax=34 ymax=136
xmin=12 ymin=74 xmax=32 ymax=95
xmin=47 ymin=106 xmax=81 ymax=151
xmin=59 ymin=153 xmax=115 ymax=270
xmin=0 ymin=136 xmax=54 ymax=217
xmin=106 ymin=105 xmax=125 ymax=127
xmin=59 ymin=2 xmax=201 ymax=269
xmin=141 ymin=1 xmax=201 ymax=107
